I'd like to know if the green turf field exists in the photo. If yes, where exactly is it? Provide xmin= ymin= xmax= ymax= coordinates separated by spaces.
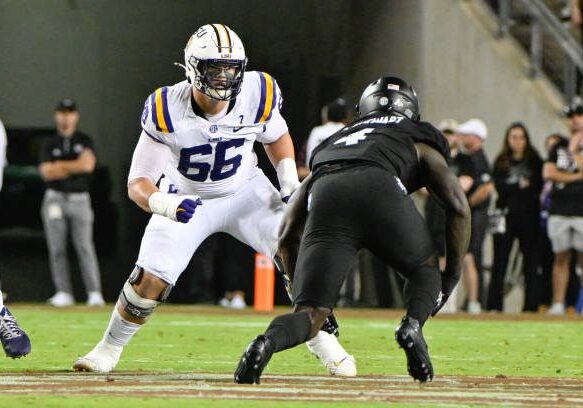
xmin=1 ymin=305 xmax=582 ymax=407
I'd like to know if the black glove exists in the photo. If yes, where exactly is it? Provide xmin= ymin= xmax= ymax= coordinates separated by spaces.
xmin=431 ymin=291 xmax=449 ymax=317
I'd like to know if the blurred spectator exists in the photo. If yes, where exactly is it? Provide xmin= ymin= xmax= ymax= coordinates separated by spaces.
xmin=188 ymin=233 xmax=253 ymax=309
xmin=538 ymin=134 xmax=565 ymax=308
xmin=217 ymin=234 xmax=253 ymax=309
xmin=424 ymin=119 xmax=474 ymax=312
xmin=458 ymin=118 xmax=494 ymax=314
xmin=543 ymin=99 xmax=583 ymax=315
xmin=569 ymin=0 xmax=583 ymax=92
xmin=487 ymin=122 xmax=543 ymax=312
xmin=297 ymin=98 xmax=348 ymax=180
xmin=38 ymin=99 xmax=104 ymax=307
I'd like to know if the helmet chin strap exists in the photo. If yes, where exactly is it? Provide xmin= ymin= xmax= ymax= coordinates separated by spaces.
xmin=174 ymin=62 xmax=187 ymax=71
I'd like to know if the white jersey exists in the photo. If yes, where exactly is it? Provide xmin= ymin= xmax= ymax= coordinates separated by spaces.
xmin=305 ymin=121 xmax=345 ymax=164
xmin=140 ymin=71 xmax=288 ymax=198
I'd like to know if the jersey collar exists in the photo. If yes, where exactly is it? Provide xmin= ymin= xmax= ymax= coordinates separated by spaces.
xmin=190 ymin=94 xmax=237 ymax=120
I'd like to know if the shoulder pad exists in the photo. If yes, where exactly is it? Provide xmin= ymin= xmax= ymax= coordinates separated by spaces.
xmin=246 ymin=71 xmax=283 ymax=124
xmin=146 ymin=86 xmax=175 ymax=134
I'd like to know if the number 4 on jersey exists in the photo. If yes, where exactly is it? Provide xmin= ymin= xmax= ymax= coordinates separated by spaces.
xmin=334 ymin=128 xmax=372 ymax=146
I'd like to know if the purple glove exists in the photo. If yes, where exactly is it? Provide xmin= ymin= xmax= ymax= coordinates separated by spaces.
xmin=176 ymin=198 xmax=202 ymax=223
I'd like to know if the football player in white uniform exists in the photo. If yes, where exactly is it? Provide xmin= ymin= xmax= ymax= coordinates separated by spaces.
xmin=73 ymin=23 xmax=356 ymax=376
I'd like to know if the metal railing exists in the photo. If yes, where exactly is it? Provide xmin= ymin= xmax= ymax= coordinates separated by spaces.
xmin=495 ymin=0 xmax=583 ymax=101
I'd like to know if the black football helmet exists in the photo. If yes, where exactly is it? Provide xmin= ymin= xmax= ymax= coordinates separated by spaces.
xmin=356 ymin=76 xmax=420 ymax=120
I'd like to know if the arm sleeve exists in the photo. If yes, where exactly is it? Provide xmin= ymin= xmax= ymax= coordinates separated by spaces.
xmin=547 ymin=144 xmax=558 ymax=163
xmin=38 ymin=138 xmax=53 ymax=164
xmin=140 ymin=88 xmax=174 ymax=145
xmin=128 ymin=131 xmax=171 ymax=184
xmin=257 ymin=108 xmax=289 ymax=143
xmin=79 ymin=133 xmax=95 ymax=151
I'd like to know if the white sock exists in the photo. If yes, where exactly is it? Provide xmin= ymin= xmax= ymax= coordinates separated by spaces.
xmin=103 ymin=308 xmax=141 ymax=347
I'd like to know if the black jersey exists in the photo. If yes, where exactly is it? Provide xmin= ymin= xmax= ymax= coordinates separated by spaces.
xmin=309 ymin=113 xmax=449 ymax=193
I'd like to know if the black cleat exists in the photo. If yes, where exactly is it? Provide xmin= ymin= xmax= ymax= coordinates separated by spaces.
xmin=395 ymin=316 xmax=433 ymax=382
xmin=234 ymin=335 xmax=274 ymax=384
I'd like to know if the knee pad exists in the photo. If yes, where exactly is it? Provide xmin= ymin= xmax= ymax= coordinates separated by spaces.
xmin=119 ymin=267 xmax=174 ymax=319
xmin=118 ymin=281 xmax=159 ymax=319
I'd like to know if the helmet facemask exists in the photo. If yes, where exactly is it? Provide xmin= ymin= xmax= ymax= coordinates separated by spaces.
xmin=188 ymin=57 xmax=246 ymax=101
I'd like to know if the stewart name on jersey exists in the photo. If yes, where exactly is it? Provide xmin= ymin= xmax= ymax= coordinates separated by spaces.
xmin=140 ymin=71 xmax=288 ymax=198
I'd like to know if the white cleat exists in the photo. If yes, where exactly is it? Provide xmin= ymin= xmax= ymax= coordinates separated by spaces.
xmin=467 ymin=301 xmax=482 ymax=315
xmin=73 ymin=340 xmax=123 ymax=373
xmin=306 ymin=330 xmax=357 ymax=377
xmin=47 ymin=292 xmax=75 ymax=307
xmin=230 ymin=294 xmax=247 ymax=310
xmin=87 ymin=292 xmax=105 ymax=307
xmin=547 ymin=302 xmax=566 ymax=316
xmin=325 ymin=354 xmax=357 ymax=376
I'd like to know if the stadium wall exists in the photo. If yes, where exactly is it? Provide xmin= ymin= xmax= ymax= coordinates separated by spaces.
xmin=344 ymin=0 xmax=569 ymax=157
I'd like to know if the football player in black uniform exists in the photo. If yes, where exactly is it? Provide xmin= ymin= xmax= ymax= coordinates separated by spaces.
xmin=235 ymin=76 xmax=471 ymax=384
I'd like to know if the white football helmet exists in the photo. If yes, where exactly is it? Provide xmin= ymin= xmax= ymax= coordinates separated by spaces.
xmin=184 ymin=24 xmax=247 ymax=101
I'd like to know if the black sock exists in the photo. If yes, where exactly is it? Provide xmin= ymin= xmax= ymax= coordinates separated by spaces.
xmin=403 ymin=265 xmax=441 ymax=327
xmin=264 ymin=311 xmax=311 ymax=353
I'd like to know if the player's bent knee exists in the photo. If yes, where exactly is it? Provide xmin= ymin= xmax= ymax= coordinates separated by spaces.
xmin=118 ymin=281 xmax=159 ymax=320
xmin=420 ymin=254 xmax=439 ymax=268
xmin=117 ymin=267 xmax=174 ymax=321
xmin=295 ymin=304 xmax=332 ymax=338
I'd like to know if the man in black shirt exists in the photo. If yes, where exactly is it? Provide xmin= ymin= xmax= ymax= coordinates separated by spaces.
xmin=457 ymin=119 xmax=494 ymax=314
xmin=543 ymin=99 xmax=583 ymax=315
xmin=235 ymin=76 xmax=471 ymax=384
xmin=38 ymin=99 xmax=104 ymax=307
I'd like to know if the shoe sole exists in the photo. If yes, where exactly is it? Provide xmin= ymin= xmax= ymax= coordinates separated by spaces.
xmin=327 ymin=357 xmax=357 ymax=376
xmin=396 ymin=331 xmax=433 ymax=382
xmin=3 ymin=343 xmax=31 ymax=359
xmin=235 ymin=349 xmax=263 ymax=384
xmin=4 ymin=352 xmax=30 ymax=359
xmin=72 ymin=358 xmax=103 ymax=373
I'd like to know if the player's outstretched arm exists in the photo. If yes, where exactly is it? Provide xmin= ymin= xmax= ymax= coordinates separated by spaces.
xmin=417 ymin=144 xmax=471 ymax=296
xmin=277 ymin=173 xmax=311 ymax=281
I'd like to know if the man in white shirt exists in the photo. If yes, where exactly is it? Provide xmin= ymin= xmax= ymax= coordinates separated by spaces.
xmin=298 ymin=98 xmax=348 ymax=179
